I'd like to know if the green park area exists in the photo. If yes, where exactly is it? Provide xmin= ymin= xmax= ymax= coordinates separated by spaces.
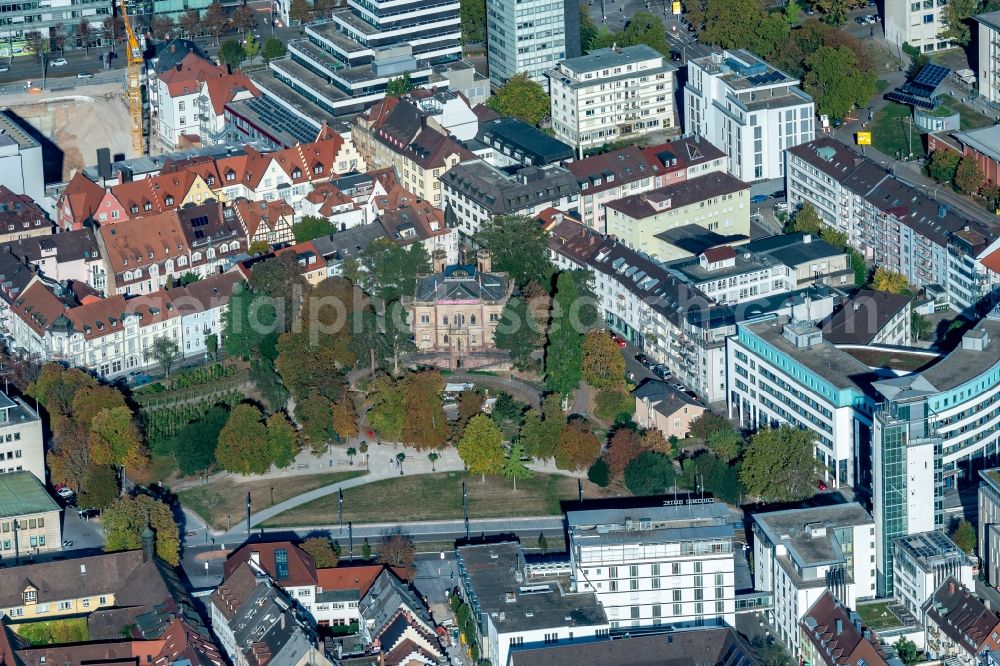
xmin=178 ymin=471 xmax=365 ymax=530
xmin=855 ymin=601 xmax=905 ymax=630
xmin=262 ymin=471 xmax=610 ymax=527
xmin=871 ymin=101 xmax=994 ymax=159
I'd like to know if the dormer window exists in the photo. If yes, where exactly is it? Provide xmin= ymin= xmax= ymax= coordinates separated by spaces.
xmin=207 ymin=176 xmax=215 ymax=185
xmin=313 ymin=164 xmax=324 ymax=175
xmin=130 ymin=205 xmax=139 ymax=214
xmin=143 ymin=202 xmax=152 ymax=211
xmin=292 ymin=168 xmax=302 ymax=179
xmin=23 ymin=589 xmax=36 ymax=604
xmin=165 ymin=196 xmax=174 ymax=206
xmin=226 ymin=171 xmax=236 ymax=182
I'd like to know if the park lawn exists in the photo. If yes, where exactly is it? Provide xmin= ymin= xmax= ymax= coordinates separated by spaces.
xmin=951 ymin=102 xmax=995 ymax=130
xmin=263 ymin=472 xmax=611 ymax=526
xmin=14 ymin=618 xmax=89 ymax=645
xmin=856 ymin=601 xmax=904 ymax=630
xmin=870 ymin=103 xmax=924 ymax=159
xmin=129 ymin=455 xmax=179 ymax=486
xmin=179 ymin=471 xmax=365 ymax=530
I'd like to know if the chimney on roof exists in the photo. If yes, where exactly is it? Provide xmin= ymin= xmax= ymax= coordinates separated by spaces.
xmin=948 ymin=580 xmax=957 ymax=594
xmin=433 ymin=249 xmax=447 ymax=273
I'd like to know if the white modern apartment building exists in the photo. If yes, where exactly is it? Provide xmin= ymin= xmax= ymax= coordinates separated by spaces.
xmin=547 ymin=45 xmax=676 ymax=153
xmin=0 ymin=390 xmax=45 ymax=484
xmin=752 ymin=504 xmax=877 ymax=657
xmin=726 ymin=317 xmax=874 ymax=489
xmin=892 ymin=531 xmax=973 ymax=624
xmin=0 ymin=0 xmax=108 ymax=44
xmin=485 ymin=0 xmax=579 ymax=88
xmin=872 ymin=309 xmax=1000 ymax=596
xmin=977 ymin=12 xmax=1000 ymax=105
xmin=457 ymin=542 xmax=610 ymax=666
xmin=885 ymin=0 xmax=953 ymax=55
xmin=685 ymin=49 xmax=814 ymax=182
xmin=568 ymin=502 xmax=737 ymax=630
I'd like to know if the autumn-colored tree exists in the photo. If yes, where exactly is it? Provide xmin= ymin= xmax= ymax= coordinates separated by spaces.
xmin=688 ymin=412 xmax=732 ymax=441
xmin=266 ymin=411 xmax=300 ymax=469
xmin=332 ymin=394 xmax=359 ymax=440
xmin=379 ymin=530 xmax=416 ymax=571
xmin=295 ymin=392 xmax=334 ymax=451
xmin=103 ymin=494 xmax=181 ymax=565
xmin=204 ymin=2 xmax=229 ymax=44
xmin=954 ymin=155 xmax=986 ymax=195
xmin=367 ymin=373 xmax=406 ymax=442
xmin=88 ymin=405 xmax=148 ymax=470
xmin=640 ymin=428 xmax=672 ymax=455
xmin=457 ymin=414 xmax=505 ymax=482
xmin=604 ymin=427 xmax=643 ymax=477
xmin=29 ymin=363 xmax=98 ymax=424
xmin=178 ymin=9 xmax=200 ymax=36
xmin=400 ymin=370 xmax=447 ymax=449
xmin=450 ymin=390 xmax=484 ymax=442
xmin=871 ymin=267 xmax=910 ymax=295
xmin=555 ymin=419 xmax=601 ymax=471
xmin=519 ymin=394 xmax=564 ymax=460
xmin=582 ymin=330 xmax=627 ymax=389
xmin=301 ymin=536 xmax=340 ymax=567
xmin=216 ymin=404 xmax=271 ymax=474
xmin=232 ymin=3 xmax=256 ymax=33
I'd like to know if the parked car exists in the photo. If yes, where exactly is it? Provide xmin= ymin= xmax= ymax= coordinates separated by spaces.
xmin=78 ymin=508 xmax=100 ymax=520
xmin=670 ymin=49 xmax=682 ymax=62
xmin=855 ymin=15 xmax=867 ymax=23
xmin=672 ymin=382 xmax=686 ymax=391
xmin=635 ymin=353 xmax=650 ymax=366
xmin=750 ymin=194 xmax=769 ymax=204
xmin=56 ymin=487 xmax=74 ymax=499
xmin=652 ymin=364 xmax=672 ymax=379
xmin=76 ymin=71 xmax=94 ymax=78
xmin=817 ymin=479 xmax=828 ymax=491
xmin=62 ymin=540 xmax=73 ymax=548
xmin=611 ymin=335 xmax=627 ymax=348
xmin=50 ymin=57 xmax=68 ymax=67
xmin=0 ymin=65 xmax=8 ymax=73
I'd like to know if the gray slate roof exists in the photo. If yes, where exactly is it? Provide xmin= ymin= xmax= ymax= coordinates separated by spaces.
xmin=441 ymin=160 xmax=580 ymax=215
xmin=413 ymin=265 xmax=509 ymax=302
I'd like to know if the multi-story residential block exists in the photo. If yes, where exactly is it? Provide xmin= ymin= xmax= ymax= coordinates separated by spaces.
xmin=353 ymin=93 xmax=475 ymax=206
xmin=4 ymin=229 xmax=106 ymax=294
xmin=822 ymin=290 xmax=914 ymax=347
xmin=379 ymin=200 xmax=459 ymax=266
xmin=980 ymin=467 xmax=1000 ymax=586
xmin=153 ymin=51 xmax=260 ymax=150
xmin=566 ymin=145 xmax=661 ymax=231
xmin=787 ymin=137 xmax=1000 ymax=314
xmin=753 ymin=504 xmax=877 ymax=655
xmin=210 ymin=561 xmax=333 ymax=666
xmin=549 ymin=219 xmax=836 ymax=404
xmin=457 ymin=541 xmax=609 ymax=666
xmin=486 ymin=0 xmax=579 ymax=87
xmin=872 ymin=309 xmax=1000 ymax=596
xmin=0 ymin=472 xmax=60 ymax=556
xmin=728 ymin=317 xmax=874 ymax=488
xmin=231 ymin=198 xmax=296 ymax=249
xmin=893 ymin=531 xmax=973 ymax=622
xmin=548 ymin=45 xmax=677 ymax=153
xmin=0 ymin=4 xmax=108 ymax=55
xmin=885 ymin=0 xmax=954 ymax=55
xmin=440 ymin=160 xmax=580 ymax=237
xmin=0 ymin=186 xmax=52 ymax=242
xmin=604 ymin=171 xmax=750 ymax=261
xmin=977 ymin=12 xmax=1000 ymax=105
xmin=476 ymin=116 xmax=574 ymax=168
xmin=252 ymin=0 xmax=461 ymax=122
xmin=0 ymin=112 xmax=43 ymax=207
xmin=0 ymin=390 xmax=44 ymax=483
xmin=96 ymin=170 xmax=217 ymax=223
xmin=633 ymin=378 xmax=706 ymax=439
xmin=741 ymin=232 xmax=854 ymax=290
xmin=686 ymin=50 xmax=814 ymax=182
xmin=800 ymin=592 xmax=888 ymax=666
xmin=923 ymin=578 xmax=1000 ymax=665
xmin=56 ymin=172 xmax=106 ymax=231
xmin=312 ymin=222 xmax=387 ymax=277
xmin=641 ymin=135 xmax=729 ymax=188
xmin=569 ymin=502 xmax=737 ymax=630
xmin=405 ymin=252 xmax=511 ymax=367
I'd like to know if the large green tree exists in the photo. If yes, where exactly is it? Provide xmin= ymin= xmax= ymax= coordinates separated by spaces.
xmin=502 ymin=441 xmax=533 ymax=490
xmin=493 ymin=298 xmax=542 ymax=370
xmin=216 ymin=404 xmax=272 ymax=474
xmin=171 ymin=406 xmax=228 ymax=474
xmin=519 ymin=394 xmax=565 ymax=460
xmin=927 ymin=149 xmax=961 ymax=184
xmin=457 ymin=414 xmax=506 ymax=481
xmin=218 ymin=39 xmax=247 ymax=69
xmin=582 ymin=330 xmax=627 ymax=389
xmin=356 ymin=238 xmax=430 ymax=302
xmin=103 ymin=494 xmax=181 ymax=565
xmin=803 ymin=46 xmax=876 ymax=121
xmin=385 ymin=72 xmax=416 ymax=97
xmin=266 ymin=412 xmax=300 ymax=469
xmin=400 ymin=370 xmax=448 ymax=449
xmin=292 ymin=215 xmax=338 ymax=243
xmin=473 ymin=214 xmax=552 ymax=288
xmin=223 ymin=285 xmax=274 ymax=359
xmin=545 ymin=272 xmax=585 ymax=396
xmin=951 ymin=518 xmax=977 ymax=554
xmin=955 ymin=155 xmax=986 ymax=194
xmin=740 ymin=425 xmax=822 ymax=502
xmin=459 ymin=0 xmax=486 ymax=43
xmin=939 ymin=0 xmax=980 ymax=44
xmin=367 ymin=373 xmax=407 ymax=442
xmin=624 ymin=451 xmax=676 ymax=496
xmin=486 ymin=73 xmax=551 ymax=126
xmin=79 ymin=465 xmax=118 ymax=510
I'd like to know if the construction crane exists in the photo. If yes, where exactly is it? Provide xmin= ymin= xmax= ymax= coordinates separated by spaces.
xmin=119 ymin=0 xmax=144 ymax=155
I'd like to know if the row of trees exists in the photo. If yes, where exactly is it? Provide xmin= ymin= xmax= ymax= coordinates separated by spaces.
xmin=927 ymin=148 xmax=992 ymax=198
xmin=28 ymin=364 xmax=147 ymax=510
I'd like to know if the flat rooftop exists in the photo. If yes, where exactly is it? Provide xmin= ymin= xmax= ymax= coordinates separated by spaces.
xmin=920 ymin=313 xmax=1000 ymax=391
xmin=568 ymin=502 xmax=734 ymax=546
xmin=667 ymin=253 xmax=779 ymax=284
xmin=0 ymin=471 xmax=59 ymax=518
xmin=226 ymin=95 xmax=320 ymax=148
xmin=755 ymin=503 xmax=873 ymax=568
xmin=742 ymin=317 xmax=876 ymax=393
xmin=458 ymin=542 xmax=607 ymax=633
xmin=557 ymin=44 xmax=670 ymax=75
xmin=307 ymin=21 xmax=371 ymax=54
xmin=893 ymin=530 xmax=969 ymax=571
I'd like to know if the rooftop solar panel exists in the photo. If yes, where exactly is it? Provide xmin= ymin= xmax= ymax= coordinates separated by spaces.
xmin=884 ymin=91 xmax=937 ymax=110
xmin=913 ymin=63 xmax=950 ymax=90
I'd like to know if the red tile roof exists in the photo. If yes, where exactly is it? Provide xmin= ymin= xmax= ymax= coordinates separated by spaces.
xmin=225 ymin=542 xmax=317 ymax=587
xmin=981 ymin=246 xmax=1000 ymax=274
xmin=702 ymin=246 xmax=736 ymax=263
xmin=59 ymin=172 xmax=105 ymax=227
xmin=316 ymin=565 xmax=384 ymax=598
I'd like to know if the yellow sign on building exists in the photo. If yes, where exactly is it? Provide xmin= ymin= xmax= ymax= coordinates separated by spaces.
xmin=856 ymin=131 xmax=872 ymax=146
xmin=672 ymin=1 xmax=682 ymax=14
